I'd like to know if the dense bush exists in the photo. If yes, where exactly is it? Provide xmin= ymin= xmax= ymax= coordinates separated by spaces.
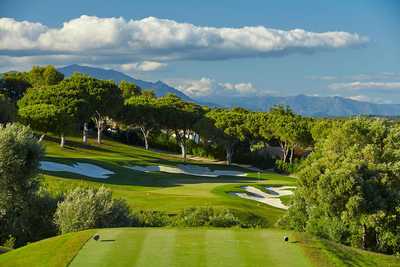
xmin=209 ymin=210 xmax=240 ymax=227
xmin=274 ymin=159 xmax=300 ymax=174
xmin=133 ymin=210 xmax=170 ymax=227
xmin=175 ymin=207 xmax=240 ymax=227
xmin=0 ymin=123 xmax=45 ymax=247
xmin=54 ymin=187 xmax=133 ymax=234
xmin=286 ymin=118 xmax=400 ymax=255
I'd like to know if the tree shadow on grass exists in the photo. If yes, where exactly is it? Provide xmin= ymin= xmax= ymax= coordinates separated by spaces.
xmin=44 ymin=136 xmax=116 ymax=154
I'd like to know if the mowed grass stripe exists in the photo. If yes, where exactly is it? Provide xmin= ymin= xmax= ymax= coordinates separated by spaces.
xmin=257 ymin=230 xmax=311 ymax=267
xmin=173 ymin=229 xmax=207 ymax=267
xmin=205 ymin=229 xmax=245 ymax=267
xmin=134 ymin=229 xmax=177 ymax=267
xmin=69 ymin=229 xmax=146 ymax=267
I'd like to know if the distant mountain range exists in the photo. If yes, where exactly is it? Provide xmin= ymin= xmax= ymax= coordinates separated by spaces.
xmin=58 ymin=64 xmax=194 ymax=102
xmin=58 ymin=65 xmax=400 ymax=117
xmin=197 ymin=94 xmax=400 ymax=117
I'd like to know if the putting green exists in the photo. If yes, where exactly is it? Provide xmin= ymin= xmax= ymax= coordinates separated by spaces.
xmin=69 ymin=228 xmax=311 ymax=267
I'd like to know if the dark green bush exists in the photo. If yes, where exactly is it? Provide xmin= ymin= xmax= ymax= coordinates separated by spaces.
xmin=275 ymin=159 xmax=300 ymax=174
xmin=134 ymin=210 xmax=170 ymax=227
xmin=209 ymin=210 xmax=240 ymax=227
xmin=175 ymin=207 xmax=241 ymax=227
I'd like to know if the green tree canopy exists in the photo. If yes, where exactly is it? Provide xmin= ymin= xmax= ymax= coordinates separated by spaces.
xmin=62 ymin=73 xmax=123 ymax=144
xmin=119 ymin=80 xmax=141 ymax=99
xmin=202 ymin=108 xmax=248 ymax=165
xmin=0 ymin=94 xmax=16 ymax=123
xmin=0 ymin=124 xmax=44 ymax=246
xmin=18 ymin=84 xmax=85 ymax=146
xmin=158 ymin=94 xmax=203 ymax=160
xmin=267 ymin=106 xmax=312 ymax=163
xmin=120 ymin=94 xmax=159 ymax=150
xmin=287 ymin=118 xmax=400 ymax=255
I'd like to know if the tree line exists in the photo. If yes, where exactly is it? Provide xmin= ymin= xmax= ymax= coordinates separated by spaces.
xmin=1 ymin=65 xmax=313 ymax=165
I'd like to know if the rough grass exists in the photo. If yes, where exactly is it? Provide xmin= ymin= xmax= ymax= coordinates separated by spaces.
xmin=0 ymin=230 xmax=95 ymax=267
xmin=41 ymin=135 xmax=295 ymax=226
xmin=295 ymin=232 xmax=400 ymax=267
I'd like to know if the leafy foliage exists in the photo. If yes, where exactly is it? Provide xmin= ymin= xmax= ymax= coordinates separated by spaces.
xmin=0 ymin=94 xmax=16 ymax=123
xmin=0 ymin=124 xmax=44 ymax=246
xmin=287 ymin=118 xmax=400 ymax=255
xmin=54 ymin=186 xmax=132 ymax=234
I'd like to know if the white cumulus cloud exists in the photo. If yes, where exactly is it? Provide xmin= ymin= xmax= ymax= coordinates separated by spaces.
xmin=0 ymin=15 xmax=368 ymax=66
xmin=166 ymin=78 xmax=261 ymax=97
xmin=120 ymin=61 xmax=167 ymax=72
xmin=167 ymin=78 xmax=214 ymax=97
xmin=219 ymin=82 xmax=257 ymax=94
xmin=330 ymin=81 xmax=400 ymax=90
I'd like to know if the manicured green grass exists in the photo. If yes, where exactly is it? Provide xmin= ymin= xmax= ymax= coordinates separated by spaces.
xmin=41 ymin=136 xmax=295 ymax=225
xmin=1 ymin=228 xmax=398 ymax=267
xmin=70 ymin=228 xmax=312 ymax=267
xmin=0 ymin=230 xmax=95 ymax=267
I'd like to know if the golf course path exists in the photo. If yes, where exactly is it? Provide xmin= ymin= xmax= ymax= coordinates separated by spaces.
xmin=69 ymin=228 xmax=312 ymax=267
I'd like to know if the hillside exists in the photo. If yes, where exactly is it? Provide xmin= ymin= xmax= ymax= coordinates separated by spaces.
xmin=196 ymin=94 xmax=400 ymax=117
xmin=1 ymin=228 xmax=399 ymax=267
xmin=57 ymin=64 xmax=194 ymax=102
xmin=56 ymin=65 xmax=400 ymax=117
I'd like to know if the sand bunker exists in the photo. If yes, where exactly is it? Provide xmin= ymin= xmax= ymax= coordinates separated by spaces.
xmin=234 ymin=186 xmax=296 ymax=210
xmin=126 ymin=164 xmax=246 ymax=177
xmin=40 ymin=161 xmax=114 ymax=179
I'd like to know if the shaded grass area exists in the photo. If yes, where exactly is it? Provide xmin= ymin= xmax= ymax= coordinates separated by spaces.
xmin=70 ymin=228 xmax=312 ymax=267
xmin=41 ymin=136 xmax=295 ymax=226
xmin=0 ymin=230 xmax=95 ymax=267
xmin=296 ymin=232 xmax=400 ymax=267
xmin=0 ymin=246 xmax=11 ymax=255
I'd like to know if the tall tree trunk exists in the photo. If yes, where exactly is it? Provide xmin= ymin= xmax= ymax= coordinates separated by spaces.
xmin=280 ymin=142 xmax=288 ymax=162
xmin=97 ymin=126 xmax=101 ymax=144
xmin=140 ymin=127 xmax=150 ymax=150
xmin=60 ymin=133 xmax=65 ymax=148
xmin=82 ymin=122 xmax=88 ymax=144
xmin=289 ymin=147 xmax=294 ymax=164
xmin=38 ymin=134 xmax=45 ymax=143
xmin=180 ymin=142 xmax=187 ymax=161
xmin=226 ymin=145 xmax=234 ymax=165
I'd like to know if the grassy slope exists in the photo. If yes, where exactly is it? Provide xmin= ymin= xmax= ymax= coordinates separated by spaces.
xmin=70 ymin=228 xmax=312 ymax=267
xmin=0 ymin=230 xmax=94 ymax=267
xmin=0 ymin=247 xmax=11 ymax=255
xmin=296 ymin=233 xmax=400 ymax=267
xmin=1 ymin=228 xmax=398 ymax=267
xmin=41 ymin=136 xmax=295 ymax=225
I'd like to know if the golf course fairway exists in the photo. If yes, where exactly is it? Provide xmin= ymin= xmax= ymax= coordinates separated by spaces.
xmin=69 ymin=228 xmax=311 ymax=267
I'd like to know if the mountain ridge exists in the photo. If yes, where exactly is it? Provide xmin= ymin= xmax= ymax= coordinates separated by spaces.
xmin=58 ymin=64 xmax=194 ymax=102
xmin=57 ymin=65 xmax=400 ymax=117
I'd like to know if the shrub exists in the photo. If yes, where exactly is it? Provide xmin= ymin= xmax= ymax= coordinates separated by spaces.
xmin=209 ymin=210 xmax=240 ymax=227
xmin=134 ymin=210 xmax=170 ymax=227
xmin=175 ymin=207 xmax=240 ymax=227
xmin=2 ymin=235 xmax=16 ymax=249
xmin=54 ymin=186 xmax=132 ymax=234
xmin=0 ymin=123 xmax=44 ymax=246
xmin=274 ymin=159 xmax=300 ymax=174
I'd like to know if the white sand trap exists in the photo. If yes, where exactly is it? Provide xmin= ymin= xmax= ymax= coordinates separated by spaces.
xmin=234 ymin=186 xmax=296 ymax=210
xmin=125 ymin=164 xmax=246 ymax=177
xmin=40 ymin=161 xmax=114 ymax=179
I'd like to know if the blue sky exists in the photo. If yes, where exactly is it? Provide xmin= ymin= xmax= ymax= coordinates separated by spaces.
xmin=1 ymin=0 xmax=399 ymax=103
